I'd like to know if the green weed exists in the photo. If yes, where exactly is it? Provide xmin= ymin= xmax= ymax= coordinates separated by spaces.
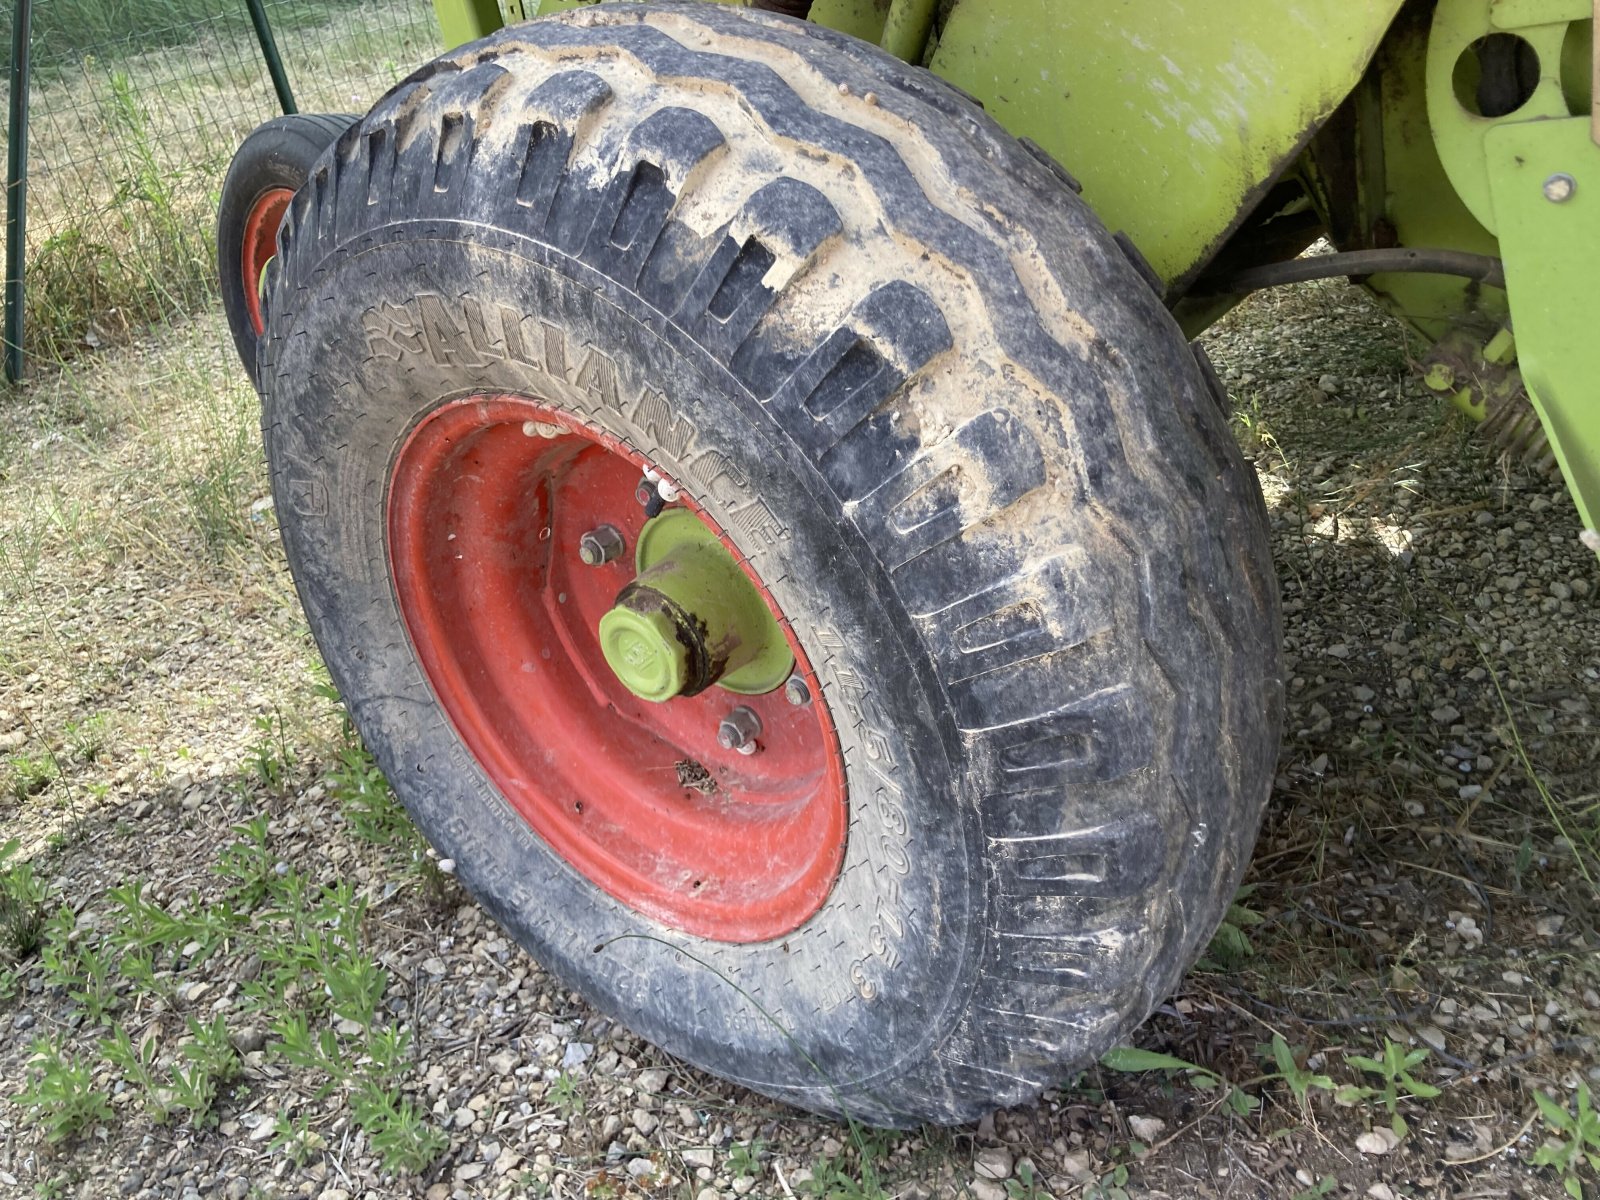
xmin=1291 ymin=1177 xmax=1337 ymax=1200
xmin=1005 ymin=1160 xmax=1053 ymax=1200
xmin=269 ymin=1013 xmax=443 ymax=1173
xmin=1260 ymin=1034 xmax=1336 ymax=1111
xmin=1531 ymin=1082 xmax=1600 ymax=1200
xmin=166 ymin=1014 xmax=242 ymax=1125
xmin=62 ymin=714 xmax=109 ymax=763
xmin=215 ymin=815 xmax=276 ymax=909
xmin=727 ymin=1140 xmax=765 ymax=1179
xmin=269 ymin=1110 xmax=327 ymax=1167
xmin=101 ymin=1025 xmax=173 ymax=1120
xmin=13 ymin=1036 xmax=113 ymax=1144
xmin=1338 ymin=1039 xmax=1441 ymax=1138
xmin=350 ymin=1082 xmax=450 ymax=1175
xmin=5 ymin=752 xmax=58 ymax=801
xmin=1197 ymin=885 xmax=1265 ymax=972
xmin=330 ymin=743 xmax=418 ymax=850
xmin=40 ymin=906 xmax=118 ymax=1022
xmin=548 ymin=1071 xmax=584 ymax=1118
xmin=1098 ymin=1046 xmax=1257 ymax=1117
xmin=0 ymin=837 xmax=51 ymax=959
xmin=247 ymin=711 xmax=295 ymax=794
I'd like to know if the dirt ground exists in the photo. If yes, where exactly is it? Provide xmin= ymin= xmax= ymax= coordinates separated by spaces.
xmin=0 ymin=273 xmax=1596 ymax=1200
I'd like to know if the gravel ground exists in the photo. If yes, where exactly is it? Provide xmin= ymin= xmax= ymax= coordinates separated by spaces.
xmin=0 ymin=280 xmax=1596 ymax=1200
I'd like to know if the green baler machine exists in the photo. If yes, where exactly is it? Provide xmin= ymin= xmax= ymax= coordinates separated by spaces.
xmin=449 ymin=0 xmax=1598 ymax=533
xmin=218 ymin=0 xmax=1597 ymax=1125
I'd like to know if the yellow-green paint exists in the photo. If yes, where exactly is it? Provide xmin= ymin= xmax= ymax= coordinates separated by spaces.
xmin=1485 ymin=116 xmax=1600 ymax=534
xmin=600 ymin=508 xmax=793 ymax=701
xmin=880 ymin=0 xmax=937 ymax=64
xmin=1426 ymin=0 xmax=1580 ymax=234
xmin=1354 ymin=8 xmax=1509 ymax=342
xmin=1490 ymin=0 xmax=1589 ymax=29
xmin=435 ymin=0 xmax=503 ymax=49
xmin=927 ymin=0 xmax=1405 ymax=287
xmin=809 ymin=0 xmax=891 ymax=44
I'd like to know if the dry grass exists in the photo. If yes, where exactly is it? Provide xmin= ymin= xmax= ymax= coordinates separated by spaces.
xmin=6 ymin=0 xmax=437 ymax=367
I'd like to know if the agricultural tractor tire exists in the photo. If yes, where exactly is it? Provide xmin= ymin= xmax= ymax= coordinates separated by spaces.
xmin=218 ymin=113 xmax=357 ymax=378
xmin=258 ymin=3 xmax=1284 ymax=1126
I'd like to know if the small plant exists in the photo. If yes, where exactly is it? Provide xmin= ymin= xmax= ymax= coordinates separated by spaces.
xmin=1260 ymin=1034 xmax=1335 ymax=1110
xmin=40 ymin=906 xmax=118 ymax=1022
xmin=269 ymin=1110 xmax=326 ymax=1167
xmin=118 ymin=946 xmax=175 ymax=1005
xmin=5 ymin=752 xmax=57 ymax=801
xmin=351 ymin=1082 xmax=449 ymax=1174
xmin=548 ymin=1071 xmax=584 ymax=1117
xmin=102 ymin=1026 xmax=176 ymax=1122
xmin=1291 ymin=1176 xmax=1337 ymax=1200
xmin=1098 ymin=1045 xmax=1256 ymax=1116
xmin=13 ymin=1036 xmax=113 ymax=1144
xmin=794 ymin=1153 xmax=886 ymax=1200
xmin=1006 ymin=1160 xmax=1053 ymax=1200
xmin=62 ymin=714 xmax=109 ymax=763
xmin=1338 ymin=1039 xmax=1441 ymax=1137
xmin=1531 ymin=1082 xmax=1600 ymax=1200
xmin=329 ymin=744 xmax=416 ymax=847
xmin=215 ymin=815 xmax=275 ymax=908
xmin=1084 ymin=1162 xmax=1131 ymax=1200
xmin=1197 ymin=885 xmax=1265 ymax=972
xmin=0 ymin=837 xmax=51 ymax=959
xmin=727 ymin=1140 xmax=765 ymax=1179
xmin=247 ymin=711 xmax=295 ymax=794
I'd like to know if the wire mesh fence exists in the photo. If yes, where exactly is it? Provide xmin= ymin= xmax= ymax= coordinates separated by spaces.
xmin=1 ymin=0 xmax=439 ymax=372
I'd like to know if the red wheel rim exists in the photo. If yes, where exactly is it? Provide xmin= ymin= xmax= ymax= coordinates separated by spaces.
xmin=386 ymin=396 xmax=848 ymax=942
xmin=241 ymin=187 xmax=293 ymax=337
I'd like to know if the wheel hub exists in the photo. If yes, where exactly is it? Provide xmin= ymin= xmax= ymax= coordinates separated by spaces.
xmin=599 ymin=508 xmax=793 ymax=703
xmin=385 ymin=395 xmax=846 ymax=942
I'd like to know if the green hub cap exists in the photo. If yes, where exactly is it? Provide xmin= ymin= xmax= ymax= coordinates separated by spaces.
xmin=597 ymin=508 xmax=793 ymax=703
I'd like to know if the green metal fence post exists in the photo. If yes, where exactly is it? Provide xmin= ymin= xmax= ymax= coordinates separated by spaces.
xmin=4 ymin=0 xmax=33 ymax=384
xmin=244 ymin=0 xmax=297 ymax=115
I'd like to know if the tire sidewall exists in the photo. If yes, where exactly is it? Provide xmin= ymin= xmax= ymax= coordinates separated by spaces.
xmin=263 ymin=227 xmax=980 ymax=1117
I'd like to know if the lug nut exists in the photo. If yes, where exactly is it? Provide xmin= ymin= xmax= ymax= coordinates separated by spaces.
xmin=784 ymin=674 xmax=811 ymax=706
xmin=577 ymin=524 xmax=625 ymax=566
xmin=717 ymin=706 xmax=762 ymax=755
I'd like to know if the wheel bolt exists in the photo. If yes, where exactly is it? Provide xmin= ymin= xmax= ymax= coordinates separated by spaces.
xmin=784 ymin=674 xmax=811 ymax=706
xmin=635 ymin=477 xmax=665 ymax=517
xmin=717 ymin=706 xmax=762 ymax=755
xmin=578 ymin=524 xmax=624 ymax=566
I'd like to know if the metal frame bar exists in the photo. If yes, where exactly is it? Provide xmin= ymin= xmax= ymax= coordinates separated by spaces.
xmin=245 ymin=0 xmax=297 ymax=115
xmin=5 ymin=0 xmax=32 ymax=383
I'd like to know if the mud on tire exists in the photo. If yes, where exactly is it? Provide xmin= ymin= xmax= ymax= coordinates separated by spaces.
xmin=259 ymin=2 xmax=1283 ymax=1126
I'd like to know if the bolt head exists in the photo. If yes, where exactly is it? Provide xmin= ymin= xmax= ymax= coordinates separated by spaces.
xmin=716 ymin=705 xmax=762 ymax=751
xmin=577 ymin=524 xmax=624 ymax=567
xmin=784 ymin=675 xmax=811 ymax=706
xmin=1543 ymin=173 xmax=1576 ymax=203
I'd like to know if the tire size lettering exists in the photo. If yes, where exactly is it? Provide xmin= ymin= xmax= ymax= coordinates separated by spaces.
xmin=363 ymin=293 xmax=789 ymax=545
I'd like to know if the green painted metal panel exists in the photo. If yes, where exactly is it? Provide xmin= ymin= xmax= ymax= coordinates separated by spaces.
xmin=1426 ymin=0 xmax=1577 ymax=234
xmin=1490 ymin=0 xmax=1588 ymax=29
xmin=927 ymin=0 xmax=1404 ymax=287
xmin=434 ymin=0 xmax=505 ymax=49
xmin=1485 ymin=116 xmax=1600 ymax=536
xmin=880 ymin=0 xmax=937 ymax=63
xmin=1358 ymin=9 xmax=1509 ymax=342
xmin=809 ymin=0 xmax=891 ymax=45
